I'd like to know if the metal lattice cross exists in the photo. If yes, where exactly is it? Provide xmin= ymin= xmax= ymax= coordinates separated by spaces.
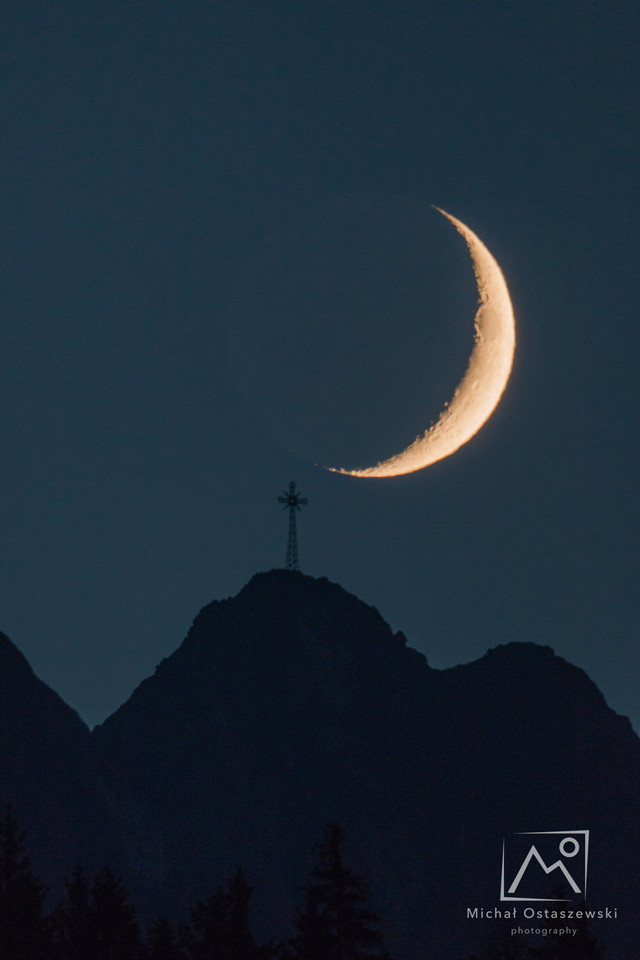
xmin=277 ymin=481 xmax=308 ymax=570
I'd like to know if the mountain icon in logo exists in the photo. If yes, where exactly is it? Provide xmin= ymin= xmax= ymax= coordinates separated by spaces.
xmin=500 ymin=831 xmax=589 ymax=902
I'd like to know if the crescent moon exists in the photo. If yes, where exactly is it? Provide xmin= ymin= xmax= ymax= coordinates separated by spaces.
xmin=326 ymin=208 xmax=515 ymax=478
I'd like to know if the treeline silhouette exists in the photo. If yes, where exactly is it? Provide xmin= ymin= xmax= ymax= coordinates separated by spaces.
xmin=1 ymin=805 xmax=606 ymax=960
xmin=0 ymin=808 xmax=391 ymax=960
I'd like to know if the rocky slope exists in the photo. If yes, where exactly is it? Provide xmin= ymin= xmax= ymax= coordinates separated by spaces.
xmin=90 ymin=571 xmax=640 ymax=958
xmin=0 ymin=631 xmax=127 ymax=895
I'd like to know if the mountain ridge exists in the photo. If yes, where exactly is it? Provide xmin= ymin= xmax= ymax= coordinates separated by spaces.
xmin=2 ymin=571 xmax=639 ymax=957
xmin=90 ymin=570 xmax=640 ymax=958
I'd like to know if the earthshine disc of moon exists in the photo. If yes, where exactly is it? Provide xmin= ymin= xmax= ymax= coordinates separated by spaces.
xmin=326 ymin=207 xmax=515 ymax=478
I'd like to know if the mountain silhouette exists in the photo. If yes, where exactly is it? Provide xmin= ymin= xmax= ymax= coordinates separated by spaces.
xmin=91 ymin=571 xmax=640 ymax=958
xmin=2 ymin=572 xmax=639 ymax=958
xmin=0 ymin=631 xmax=130 ymax=895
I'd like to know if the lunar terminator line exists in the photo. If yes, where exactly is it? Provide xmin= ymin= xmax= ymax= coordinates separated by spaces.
xmin=326 ymin=208 xmax=516 ymax=478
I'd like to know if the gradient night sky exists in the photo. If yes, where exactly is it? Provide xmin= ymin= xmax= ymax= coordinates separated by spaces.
xmin=1 ymin=0 xmax=638 ymax=730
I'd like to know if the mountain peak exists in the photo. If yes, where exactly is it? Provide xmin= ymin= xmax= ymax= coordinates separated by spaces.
xmin=184 ymin=567 xmax=408 ymax=657
xmin=95 ymin=568 xmax=427 ymax=746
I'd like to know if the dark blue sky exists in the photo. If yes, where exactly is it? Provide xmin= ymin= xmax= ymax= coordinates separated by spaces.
xmin=1 ymin=0 xmax=638 ymax=729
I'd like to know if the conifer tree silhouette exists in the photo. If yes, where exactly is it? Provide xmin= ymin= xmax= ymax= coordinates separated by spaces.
xmin=227 ymin=868 xmax=260 ymax=959
xmin=144 ymin=914 xmax=185 ymax=960
xmin=289 ymin=824 xmax=391 ymax=960
xmin=182 ymin=867 xmax=260 ymax=960
xmin=53 ymin=864 xmax=96 ymax=960
xmin=91 ymin=864 xmax=141 ymax=960
xmin=182 ymin=886 xmax=232 ymax=960
xmin=0 ymin=804 xmax=52 ymax=960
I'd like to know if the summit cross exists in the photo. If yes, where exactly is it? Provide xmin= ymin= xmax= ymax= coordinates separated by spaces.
xmin=277 ymin=481 xmax=308 ymax=571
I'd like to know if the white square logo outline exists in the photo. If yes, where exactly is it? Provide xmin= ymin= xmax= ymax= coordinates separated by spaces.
xmin=500 ymin=830 xmax=589 ymax=902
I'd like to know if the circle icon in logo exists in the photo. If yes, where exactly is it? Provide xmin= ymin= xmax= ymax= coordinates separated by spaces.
xmin=559 ymin=836 xmax=580 ymax=858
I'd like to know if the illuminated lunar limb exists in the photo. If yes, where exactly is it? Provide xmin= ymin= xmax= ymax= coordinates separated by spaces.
xmin=326 ymin=208 xmax=515 ymax=478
